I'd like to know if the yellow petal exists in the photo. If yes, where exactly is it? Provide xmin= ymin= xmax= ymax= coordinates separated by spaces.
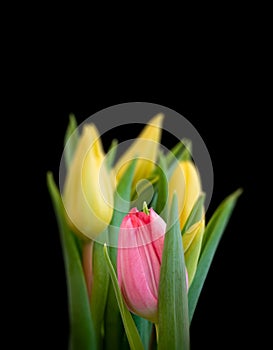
xmin=114 ymin=113 xmax=164 ymax=189
xmin=169 ymin=160 xmax=201 ymax=230
xmin=63 ymin=124 xmax=114 ymax=239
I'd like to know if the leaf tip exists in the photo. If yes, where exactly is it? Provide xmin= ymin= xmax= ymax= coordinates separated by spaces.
xmin=69 ymin=112 xmax=76 ymax=123
xmin=46 ymin=171 xmax=53 ymax=184
xmin=229 ymin=188 xmax=243 ymax=202
xmin=235 ymin=187 xmax=243 ymax=196
xmin=103 ymin=243 xmax=108 ymax=256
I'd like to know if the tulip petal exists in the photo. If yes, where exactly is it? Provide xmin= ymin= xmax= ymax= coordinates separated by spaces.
xmin=117 ymin=207 xmax=166 ymax=323
xmin=118 ymin=211 xmax=165 ymax=322
xmin=118 ymin=241 xmax=159 ymax=321
xmin=114 ymin=113 xmax=164 ymax=190
xmin=169 ymin=160 xmax=202 ymax=231
xmin=63 ymin=124 xmax=114 ymax=239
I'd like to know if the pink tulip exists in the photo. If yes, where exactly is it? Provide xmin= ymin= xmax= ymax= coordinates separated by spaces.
xmin=117 ymin=207 xmax=166 ymax=323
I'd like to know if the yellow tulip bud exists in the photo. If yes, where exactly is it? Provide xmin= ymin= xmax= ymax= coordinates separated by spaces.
xmin=114 ymin=114 xmax=164 ymax=189
xmin=169 ymin=160 xmax=201 ymax=230
xmin=63 ymin=124 xmax=114 ymax=239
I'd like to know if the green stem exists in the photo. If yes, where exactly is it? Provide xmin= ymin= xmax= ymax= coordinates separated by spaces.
xmin=82 ymin=240 xmax=93 ymax=298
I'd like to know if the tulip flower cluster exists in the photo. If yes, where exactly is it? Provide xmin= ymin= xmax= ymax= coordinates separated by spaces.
xmin=47 ymin=113 xmax=241 ymax=350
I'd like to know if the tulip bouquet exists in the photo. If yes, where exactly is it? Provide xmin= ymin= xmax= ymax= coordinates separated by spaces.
xmin=47 ymin=113 xmax=241 ymax=350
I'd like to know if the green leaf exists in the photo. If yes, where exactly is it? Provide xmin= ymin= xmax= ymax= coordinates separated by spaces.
xmin=131 ymin=178 xmax=155 ymax=210
xmin=107 ymin=158 xmax=137 ymax=249
xmin=188 ymin=189 xmax=242 ymax=323
xmin=64 ymin=114 xmax=79 ymax=169
xmin=184 ymin=221 xmax=204 ymax=287
xmin=72 ymin=232 xmax=83 ymax=260
xmin=158 ymin=194 xmax=190 ymax=350
xmin=150 ymin=191 xmax=158 ymax=209
xmin=111 ymin=158 xmax=137 ymax=229
xmin=90 ymin=240 xmax=110 ymax=348
xmin=131 ymin=314 xmax=153 ymax=350
xmin=183 ymin=223 xmax=200 ymax=253
xmin=109 ymin=158 xmax=153 ymax=348
xmin=103 ymin=285 xmax=129 ymax=350
xmin=154 ymin=153 xmax=168 ymax=222
xmin=104 ymin=159 xmax=137 ymax=350
xmin=181 ymin=194 xmax=205 ymax=235
xmin=106 ymin=139 xmax=118 ymax=170
xmin=165 ymin=139 xmax=192 ymax=179
xmin=47 ymin=172 xmax=96 ymax=350
xmin=103 ymin=245 xmax=144 ymax=350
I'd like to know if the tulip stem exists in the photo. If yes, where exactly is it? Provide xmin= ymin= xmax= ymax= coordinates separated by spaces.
xmin=82 ymin=240 xmax=93 ymax=299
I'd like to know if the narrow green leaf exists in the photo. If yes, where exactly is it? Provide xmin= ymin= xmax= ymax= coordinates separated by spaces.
xmin=154 ymin=153 xmax=168 ymax=222
xmin=188 ymin=189 xmax=242 ymax=323
xmin=150 ymin=191 xmax=158 ymax=209
xmin=64 ymin=114 xmax=79 ymax=169
xmin=47 ymin=172 xmax=96 ymax=350
xmin=72 ymin=232 xmax=83 ymax=260
xmin=166 ymin=139 xmax=192 ymax=165
xmin=158 ymin=194 xmax=190 ymax=350
xmin=103 ymin=245 xmax=144 ymax=350
xmin=184 ymin=221 xmax=204 ymax=287
xmin=201 ymin=189 xmax=243 ymax=252
xmin=104 ymin=159 xmax=136 ymax=350
xmin=105 ymin=160 xmax=154 ymax=348
xmin=90 ymin=240 xmax=110 ymax=348
xmin=183 ymin=222 xmax=202 ymax=254
xmin=107 ymin=158 xmax=136 ymax=250
xmin=131 ymin=178 xmax=155 ymax=210
xmin=111 ymin=159 xmax=137 ymax=228
xmin=103 ymin=286 xmax=129 ymax=350
xmin=181 ymin=194 xmax=205 ymax=235
xmin=165 ymin=139 xmax=192 ymax=179
xmin=106 ymin=139 xmax=118 ymax=170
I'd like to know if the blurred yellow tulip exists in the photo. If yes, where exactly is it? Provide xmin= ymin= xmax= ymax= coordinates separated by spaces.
xmin=169 ymin=160 xmax=201 ymax=231
xmin=114 ymin=114 xmax=164 ymax=190
xmin=63 ymin=124 xmax=114 ymax=239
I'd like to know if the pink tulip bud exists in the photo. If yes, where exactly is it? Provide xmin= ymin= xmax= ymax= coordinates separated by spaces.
xmin=117 ymin=207 xmax=166 ymax=323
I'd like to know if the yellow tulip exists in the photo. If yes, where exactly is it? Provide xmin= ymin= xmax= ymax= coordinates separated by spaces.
xmin=170 ymin=160 xmax=204 ymax=286
xmin=169 ymin=160 xmax=201 ymax=230
xmin=114 ymin=114 xmax=164 ymax=190
xmin=63 ymin=124 xmax=114 ymax=239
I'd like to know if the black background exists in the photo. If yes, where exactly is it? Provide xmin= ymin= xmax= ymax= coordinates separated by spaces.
xmin=15 ymin=19 xmax=266 ymax=348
